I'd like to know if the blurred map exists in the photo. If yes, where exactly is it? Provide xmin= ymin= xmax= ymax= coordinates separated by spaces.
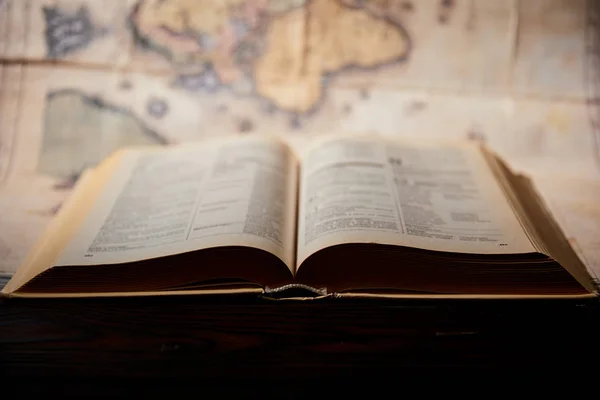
xmin=0 ymin=0 xmax=599 ymax=289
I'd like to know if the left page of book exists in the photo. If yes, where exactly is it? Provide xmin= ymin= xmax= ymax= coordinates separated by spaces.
xmin=53 ymin=136 xmax=298 ymax=272
xmin=3 ymin=165 xmax=113 ymax=294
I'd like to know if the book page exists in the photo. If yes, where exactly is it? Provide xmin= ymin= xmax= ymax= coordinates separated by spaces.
xmin=297 ymin=136 xmax=536 ymax=265
xmin=55 ymin=137 xmax=298 ymax=272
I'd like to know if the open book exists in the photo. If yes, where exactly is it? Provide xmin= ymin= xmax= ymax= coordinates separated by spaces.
xmin=3 ymin=136 xmax=598 ymax=299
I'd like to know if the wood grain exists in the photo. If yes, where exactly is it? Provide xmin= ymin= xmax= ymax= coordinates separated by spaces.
xmin=1 ymin=296 xmax=599 ymax=377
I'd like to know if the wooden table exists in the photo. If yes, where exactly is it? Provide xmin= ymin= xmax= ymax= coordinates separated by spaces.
xmin=2 ymin=296 xmax=599 ymax=380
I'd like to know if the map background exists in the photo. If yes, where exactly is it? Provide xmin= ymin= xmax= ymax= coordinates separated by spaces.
xmin=0 ymin=0 xmax=599 ymax=289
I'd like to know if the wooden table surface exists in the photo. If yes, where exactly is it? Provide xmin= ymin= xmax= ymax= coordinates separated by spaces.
xmin=2 ymin=295 xmax=599 ymax=378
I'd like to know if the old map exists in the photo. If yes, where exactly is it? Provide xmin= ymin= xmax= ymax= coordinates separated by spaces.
xmin=0 ymin=0 xmax=599 ymax=289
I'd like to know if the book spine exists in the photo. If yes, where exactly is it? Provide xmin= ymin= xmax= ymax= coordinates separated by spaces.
xmin=262 ymin=284 xmax=329 ymax=300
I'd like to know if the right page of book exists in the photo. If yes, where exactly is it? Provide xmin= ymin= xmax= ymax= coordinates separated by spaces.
xmin=296 ymin=136 xmax=536 ymax=266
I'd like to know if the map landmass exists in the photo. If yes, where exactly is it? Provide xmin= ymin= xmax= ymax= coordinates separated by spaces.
xmin=130 ymin=0 xmax=410 ymax=113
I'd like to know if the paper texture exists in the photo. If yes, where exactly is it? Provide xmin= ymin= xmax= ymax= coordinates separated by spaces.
xmin=56 ymin=137 xmax=298 ymax=271
xmin=1 ymin=0 xmax=599 ymax=290
xmin=297 ymin=137 xmax=535 ymax=265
